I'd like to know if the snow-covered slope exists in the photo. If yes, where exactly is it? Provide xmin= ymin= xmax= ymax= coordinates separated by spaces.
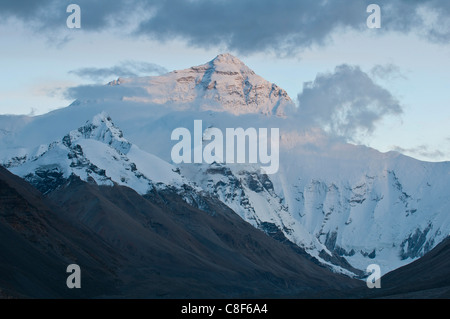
xmin=7 ymin=112 xmax=190 ymax=196
xmin=180 ymin=142 xmax=450 ymax=276
xmin=276 ymin=147 xmax=450 ymax=274
xmin=1 ymin=54 xmax=450 ymax=277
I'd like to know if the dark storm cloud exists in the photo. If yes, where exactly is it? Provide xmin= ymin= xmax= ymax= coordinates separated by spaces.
xmin=296 ymin=64 xmax=403 ymax=141
xmin=69 ymin=61 xmax=168 ymax=81
xmin=0 ymin=0 xmax=151 ymax=31
xmin=134 ymin=0 xmax=368 ymax=54
xmin=0 ymin=0 xmax=53 ymax=19
xmin=1 ymin=0 xmax=450 ymax=54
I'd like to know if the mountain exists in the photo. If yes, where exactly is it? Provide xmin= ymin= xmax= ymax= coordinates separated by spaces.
xmin=1 ymin=53 xmax=450 ymax=281
xmin=0 ymin=165 xmax=363 ymax=298
xmin=183 ymin=145 xmax=450 ymax=276
xmin=106 ymin=53 xmax=293 ymax=116
xmin=0 ymin=165 xmax=122 ymax=298
xmin=6 ymin=112 xmax=190 ymax=196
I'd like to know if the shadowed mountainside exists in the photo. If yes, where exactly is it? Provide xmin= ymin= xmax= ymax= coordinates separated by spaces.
xmin=0 ymin=166 xmax=122 ymax=298
xmin=2 ymin=164 xmax=450 ymax=299
xmin=1 ymin=166 xmax=364 ymax=298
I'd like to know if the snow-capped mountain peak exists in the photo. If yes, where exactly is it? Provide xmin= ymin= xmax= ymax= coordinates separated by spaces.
xmin=106 ymin=53 xmax=293 ymax=116
xmin=66 ymin=111 xmax=131 ymax=155
xmin=208 ymin=52 xmax=255 ymax=75
xmin=9 ymin=113 xmax=190 ymax=195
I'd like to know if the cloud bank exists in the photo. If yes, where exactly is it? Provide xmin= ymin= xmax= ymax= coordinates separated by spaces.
xmin=296 ymin=64 xmax=403 ymax=142
xmin=69 ymin=61 xmax=168 ymax=81
xmin=1 ymin=0 xmax=450 ymax=54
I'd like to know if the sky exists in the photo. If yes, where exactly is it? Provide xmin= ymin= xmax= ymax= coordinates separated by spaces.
xmin=0 ymin=0 xmax=449 ymax=162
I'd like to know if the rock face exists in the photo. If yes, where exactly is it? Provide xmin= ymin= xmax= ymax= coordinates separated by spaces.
xmin=108 ymin=53 xmax=293 ymax=115
xmin=184 ymin=157 xmax=450 ymax=276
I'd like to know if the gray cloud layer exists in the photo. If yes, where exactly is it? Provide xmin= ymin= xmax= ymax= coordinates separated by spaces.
xmin=1 ymin=0 xmax=450 ymax=54
xmin=296 ymin=64 xmax=403 ymax=141
xmin=69 ymin=61 xmax=168 ymax=81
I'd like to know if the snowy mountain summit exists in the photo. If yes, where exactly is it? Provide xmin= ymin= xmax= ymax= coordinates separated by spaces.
xmin=8 ymin=112 xmax=190 ymax=195
xmin=107 ymin=53 xmax=293 ymax=115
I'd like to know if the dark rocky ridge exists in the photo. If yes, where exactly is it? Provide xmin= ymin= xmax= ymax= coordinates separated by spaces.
xmin=1 ymin=166 xmax=363 ymax=298
xmin=2 ymin=164 xmax=450 ymax=299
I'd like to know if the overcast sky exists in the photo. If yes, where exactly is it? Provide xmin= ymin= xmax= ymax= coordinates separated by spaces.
xmin=0 ymin=0 xmax=449 ymax=161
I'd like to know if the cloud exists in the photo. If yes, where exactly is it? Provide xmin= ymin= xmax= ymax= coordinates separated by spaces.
xmin=31 ymin=80 xmax=76 ymax=99
xmin=1 ymin=0 xmax=450 ymax=54
xmin=296 ymin=64 xmax=403 ymax=142
xmin=370 ymin=64 xmax=407 ymax=81
xmin=391 ymin=145 xmax=445 ymax=160
xmin=134 ymin=0 xmax=369 ymax=55
xmin=0 ymin=0 xmax=147 ymax=31
xmin=63 ymin=83 xmax=148 ymax=101
xmin=134 ymin=0 xmax=450 ymax=54
xmin=69 ymin=61 xmax=168 ymax=81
